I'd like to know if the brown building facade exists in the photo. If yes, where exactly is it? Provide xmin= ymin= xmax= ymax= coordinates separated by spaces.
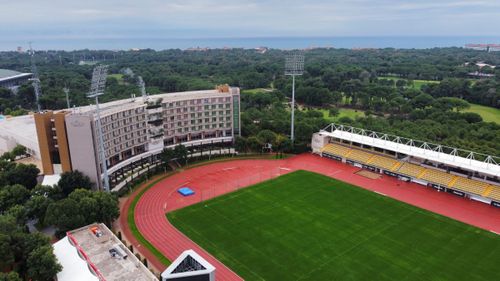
xmin=34 ymin=111 xmax=72 ymax=175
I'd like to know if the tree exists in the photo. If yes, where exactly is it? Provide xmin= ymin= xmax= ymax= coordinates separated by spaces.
xmin=160 ymin=147 xmax=175 ymax=167
xmin=6 ymin=205 xmax=27 ymax=225
xmin=0 ymin=272 xmax=22 ymax=281
xmin=173 ymin=144 xmax=188 ymax=165
xmin=247 ymin=136 xmax=263 ymax=152
xmin=0 ymin=185 xmax=30 ymax=212
xmin=45 ymin=198 xmax=86 ymax=234
xmin=412 ymin=93 xmax=434 ymax=109
xmin=26 ymin=195 xmax=53 ymax=226
xmin=58 ymin=170 xmax=93 ymax=196
xmin=26 ymin=245 xmax=62 ymax=281
xmin=328 ymin=107 xmax=339 ymax=117
xmin=11 ymin=145 xmax=27 ymax=158
xmin=91 ymin=191 xmax=120 ymax=226
xmin=234 ymin=136 xmax=248 ymax=153
xmin=46 ymin=189 xmax=119 ymax=233
xmin=4 ymin=164 xmax=39 ymax=189
xmin=462 ymin=112 xmax=482 ymax=123
xmin=0 ymin=232 xmax=15 ymax=270
xmin=257 ymin=130 xmax=277 ymax=146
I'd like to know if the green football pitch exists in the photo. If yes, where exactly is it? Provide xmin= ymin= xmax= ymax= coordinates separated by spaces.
xmin=167 ymin=171 xmax=500 ymax=281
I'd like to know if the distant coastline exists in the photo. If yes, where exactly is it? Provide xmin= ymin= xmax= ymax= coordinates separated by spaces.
xmin=1 ymin=36 xmax=500 ymax=51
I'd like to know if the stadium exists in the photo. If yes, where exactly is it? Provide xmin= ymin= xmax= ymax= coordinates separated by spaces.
xmin=119 ymin=123 xmax=500 ymax=281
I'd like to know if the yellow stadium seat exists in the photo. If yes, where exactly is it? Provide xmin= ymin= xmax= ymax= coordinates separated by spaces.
xmin=397 ymin=162 xmax=426 ymax=178
xmin=421 ymin=169 xmax=455 ymax=186
xmin=451 ymin=177 xmax=489 ymax=196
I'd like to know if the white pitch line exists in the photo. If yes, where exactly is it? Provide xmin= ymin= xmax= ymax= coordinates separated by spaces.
xmin=490 ymin=230 xmax=500 ymax=235
xmin=279 ymin=167 xmax=291 ymax=171
xmin=374 ymin=191 xmax=387 ymax=196
xmin=223 ymin=167 xmax=236 ymax=171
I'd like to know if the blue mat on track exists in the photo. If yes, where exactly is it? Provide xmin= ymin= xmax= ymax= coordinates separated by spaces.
xmin=178 ymin=187 xmax=195 ymax=196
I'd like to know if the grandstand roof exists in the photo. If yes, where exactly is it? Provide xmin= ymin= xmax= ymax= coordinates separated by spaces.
xmin=0 ymin=69 xmax=32 ymax=82
xmin=319 ymin=123 xmax=500 ymax=177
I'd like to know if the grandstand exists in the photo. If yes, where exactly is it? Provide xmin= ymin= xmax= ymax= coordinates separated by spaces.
xmin=312 ymin=123 xmax=500 ymax=207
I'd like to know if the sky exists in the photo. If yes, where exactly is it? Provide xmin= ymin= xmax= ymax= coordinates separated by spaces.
xmin=1 ymin=0 xmax=500 ymax=40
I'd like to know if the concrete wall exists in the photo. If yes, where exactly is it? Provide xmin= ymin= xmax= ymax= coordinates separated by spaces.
xmin=65 ymin=114 xmax=101 ymax=189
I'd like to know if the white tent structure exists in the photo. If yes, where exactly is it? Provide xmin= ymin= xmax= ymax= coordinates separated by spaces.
xmin=53 ymin=237 xmax=99 ymax=281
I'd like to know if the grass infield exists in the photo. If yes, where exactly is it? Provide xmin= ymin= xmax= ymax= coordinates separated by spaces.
xmin=168 ymin=170 xmax=500 ymax=281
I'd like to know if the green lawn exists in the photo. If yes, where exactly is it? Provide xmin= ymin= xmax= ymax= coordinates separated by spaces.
xmin=108 ymin=73 xmax=125 ymax=84
xmin=168 ymin=171 xmax=500 ymax=281
xmin=379 ymin=76 xmax=439 ymax=90
xmin=464 ymin=103 xmax=500 ymax=124
xmin=319 ymin=108 xmax=365 ymax=122
xmin=242 ymin=88 xmax=274 ymax=94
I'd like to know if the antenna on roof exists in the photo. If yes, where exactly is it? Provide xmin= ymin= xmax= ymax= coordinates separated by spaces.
xmin=28 ymin=42 xmax=42 ymax=112
xmin=137 ymin=76 xmax=148 ymax=101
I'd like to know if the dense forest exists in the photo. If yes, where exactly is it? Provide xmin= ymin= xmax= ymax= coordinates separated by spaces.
xmin=0 ymin=48 xmax=499 ymax=156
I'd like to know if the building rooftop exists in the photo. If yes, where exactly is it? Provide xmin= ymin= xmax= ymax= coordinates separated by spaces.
xmin=57 ymin=223 xmax=158 ymax=281
xmin=0 ymin=69 xmax=22 ymax=78
xmin=0 ymin=68 xmax=32 ymax=82
xmin=67 ymin=87 xmax=238 ymax=117
xmin=0 ymin=114 xmax=40 ymax=157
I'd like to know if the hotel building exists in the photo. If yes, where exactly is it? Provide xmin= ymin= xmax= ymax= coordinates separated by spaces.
xmin=34 ymin=85 xmax=240 ymax=190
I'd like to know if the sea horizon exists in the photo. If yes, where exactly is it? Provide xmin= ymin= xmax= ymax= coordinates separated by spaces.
xmin=1 ymin=35 xmax=500 ymax=51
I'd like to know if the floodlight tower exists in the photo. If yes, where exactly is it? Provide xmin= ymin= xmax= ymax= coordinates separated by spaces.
xmin=138 ymin=76 xmax=148 ymax=101
xmin=88 ymin=65 xmax=110 ymax=192
xmin=28 ymin=42 xmax=42 ymax=112
xmin=63 ymin=87 xmax=70 ymax=109
xmin=285 ymin=51 xmax=304 ymax=142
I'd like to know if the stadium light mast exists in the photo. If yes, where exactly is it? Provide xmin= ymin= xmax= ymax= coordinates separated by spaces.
xmin=28 ymin=42 xmax=42 ymax=112
xmin=138 ymin=76 xmax=148 ymax=102
xmin=88 ymin=65 xmax=110 ymax=192
xmin=285 ymin=51 xmax=304 ymax=143
xmin=63 ymin=86 xmax=70 ymax=109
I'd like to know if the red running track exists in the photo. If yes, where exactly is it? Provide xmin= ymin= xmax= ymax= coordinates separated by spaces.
xmin=134 ymin=153 xmax=500 ymax=281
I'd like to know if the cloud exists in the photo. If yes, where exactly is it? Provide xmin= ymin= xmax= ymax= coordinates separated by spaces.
xmin=0 ymin=0 xmax=499 ymax=38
